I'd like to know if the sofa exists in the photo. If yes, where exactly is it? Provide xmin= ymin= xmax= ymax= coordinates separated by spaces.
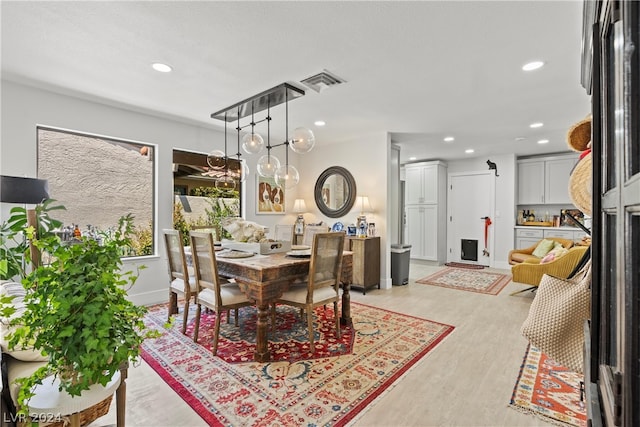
xmin=508 ymin=237 xmax=574 ymax=265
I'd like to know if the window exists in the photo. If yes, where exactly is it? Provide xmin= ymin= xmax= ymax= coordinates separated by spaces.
xmin=172 ymin=149 xmax=241 ymax=244
xmin=37 ymin=127 xmax=155 ymax=257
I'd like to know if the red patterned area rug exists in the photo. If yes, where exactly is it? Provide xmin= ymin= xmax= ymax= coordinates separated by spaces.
xmin=141 ymin=302 xmax=454 ymax=426
xmin=510 ymin=345 xmax=587 ymax=427
xmin=416 ymin=267 xmax=511 ymax=295
xmin=186 ymin=304 xmax=356 ymax=363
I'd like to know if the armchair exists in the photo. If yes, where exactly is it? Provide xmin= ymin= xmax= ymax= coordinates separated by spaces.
xmin=508 ymin=237 xmax=574 ymax=265
xmin=510 ymin=245 xmax=590 ymax=296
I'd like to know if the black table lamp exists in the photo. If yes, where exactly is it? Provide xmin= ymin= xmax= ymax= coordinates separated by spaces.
xmin=1 ymin=175 xmax=50 ymax=268
xmin=0 ymin=175 xmax=50 ymax=204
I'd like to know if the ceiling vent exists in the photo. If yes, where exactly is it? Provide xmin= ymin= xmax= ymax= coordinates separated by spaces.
xmin=300 ymin=69 xmax=346 ymax=93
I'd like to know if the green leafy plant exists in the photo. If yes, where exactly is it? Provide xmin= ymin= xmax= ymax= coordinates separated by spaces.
xmin=4 ymin=213 xmax=157 ymax=415
xmin=0 ymin=200 xmax=64 ymax=281
xmin=189 ymin=186 xmax=238 ymax=199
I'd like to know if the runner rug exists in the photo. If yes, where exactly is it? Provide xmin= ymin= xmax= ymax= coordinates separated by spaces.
xmin=510 ymin=345 xmax=586 ymax=427
xmin=416 ymin=267 xmax=511 ymax=295
xmin=141 ymin=302 xmax=454 ymax=426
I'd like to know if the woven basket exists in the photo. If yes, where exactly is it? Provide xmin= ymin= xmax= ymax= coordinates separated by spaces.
xmin=46 ymin=395 xmax=113 ymax=427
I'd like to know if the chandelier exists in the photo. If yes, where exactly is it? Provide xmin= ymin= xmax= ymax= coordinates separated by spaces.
xmin=209 ymin=83 xmax=315 ymax=190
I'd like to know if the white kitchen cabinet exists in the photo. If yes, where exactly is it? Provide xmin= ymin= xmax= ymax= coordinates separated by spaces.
xmin=405 ymin=205 xmax=438 ymax=260
xmin=517 ymin=161 xmax=545 ymax=204
xmin=515 ymin=228 xmax=543 ymax=249
xmin=543 ymin=229 xmax=576 ymax=240
xmin=518 ymin=154 xmax=577 ymax=205
xmin=403 ymin=161 xmax=447 ymax=262
xmin=545 ymin=157 xmax=576 ymax=204
xmin=404 ymin=161 xmax=442 ymax=205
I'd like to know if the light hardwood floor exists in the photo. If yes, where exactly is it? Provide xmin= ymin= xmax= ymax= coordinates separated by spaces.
xmin=91 ymin=262 xmax=553 ymax=427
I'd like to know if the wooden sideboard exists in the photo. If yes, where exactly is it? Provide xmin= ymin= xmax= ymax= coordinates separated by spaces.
xmin=347 ymin=236 xmax=380 ymax=295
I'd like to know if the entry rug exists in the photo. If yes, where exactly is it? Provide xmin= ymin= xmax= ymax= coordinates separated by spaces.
xmin=141 ymin=302 xmax=454 ymax=426
xmin=444 ymin=262 xmax=485 ymax=269
xmin=416 ymin=267 xmax=511 ymax=295
xmin=510 ymin=345 xmax=586 ymax=427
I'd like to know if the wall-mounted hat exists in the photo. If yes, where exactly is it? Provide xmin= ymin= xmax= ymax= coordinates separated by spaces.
xmin=567 ymin=116 xmax=591 ymax=152
xmin=568 ymin=152 xmax=592 ymax=216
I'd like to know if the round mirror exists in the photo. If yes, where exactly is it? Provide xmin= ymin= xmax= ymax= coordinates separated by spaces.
xmin=314 ymin=166 xmax=357 ymax=218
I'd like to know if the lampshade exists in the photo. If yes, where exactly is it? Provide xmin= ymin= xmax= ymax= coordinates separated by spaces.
xmin=356 ymin=196 xmax=373 ymax=214
xmin=293 ymin=199 xmax=307 ymax=213
xmin=0 ymin=175 xmax=50 ymax=204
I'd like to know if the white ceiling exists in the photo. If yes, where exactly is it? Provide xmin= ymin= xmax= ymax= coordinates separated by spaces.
xmin=1 ymin=1 xmax=591 ymax=164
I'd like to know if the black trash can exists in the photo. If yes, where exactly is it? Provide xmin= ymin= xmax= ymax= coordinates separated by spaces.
xmin=391 ymin=244 xmax=411 ymax=286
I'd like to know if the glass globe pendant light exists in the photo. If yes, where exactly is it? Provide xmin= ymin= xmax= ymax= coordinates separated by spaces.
xmin=215 ymin=174 xmax=236 ymax=190
xmin=241 ymin=107 xmax=264 ymax=154
xmin=206 ymin=149 xmax=226 ymax=169
xmin=214 ymin=113 xmax=237 ymax=190
xmin=290 ymin=127 xmax=315 ymax=153
xmin=257 ymin=107 xmax=280 ymax=177
xmin=257 ymin=152 xmax=280 ymax=178
xmin=274 ymin=164 xmax=299 ymax=189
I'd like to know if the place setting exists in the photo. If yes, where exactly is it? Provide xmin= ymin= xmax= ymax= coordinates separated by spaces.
xmin=286 ymin=244 xmax=311 ymax=258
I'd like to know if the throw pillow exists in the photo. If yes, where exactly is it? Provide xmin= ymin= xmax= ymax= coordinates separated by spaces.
xmin=532 ymin=239 xmax=556 ymax=258
xmin=540 ymin=246 xmax=570 ymax=264
xmin=0 ymin=282 xmax=48 ymax=362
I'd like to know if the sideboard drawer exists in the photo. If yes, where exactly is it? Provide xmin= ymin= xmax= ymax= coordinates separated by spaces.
xmin=515 ymin=229 xmax=543 ymax=239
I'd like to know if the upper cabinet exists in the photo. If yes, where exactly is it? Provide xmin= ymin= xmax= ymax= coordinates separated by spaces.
xmin=405 ymin=161 xmax=444 ymax=205
xmin=517 ymin=154 xmax=577 ymax=205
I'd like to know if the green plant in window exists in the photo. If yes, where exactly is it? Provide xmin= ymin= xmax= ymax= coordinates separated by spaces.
xmin=205 ymin=197 xmax=239 ymax=240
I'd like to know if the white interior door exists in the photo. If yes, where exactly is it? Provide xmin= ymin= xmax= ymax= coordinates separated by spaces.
xmin=447 ymin=172 xmax=495 ymax=266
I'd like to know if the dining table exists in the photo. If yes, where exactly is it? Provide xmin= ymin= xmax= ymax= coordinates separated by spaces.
xmin=215 ymin=250 xmax=353 ymax=363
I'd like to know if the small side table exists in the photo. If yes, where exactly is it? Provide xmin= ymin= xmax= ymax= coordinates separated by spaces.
xmin=348 ymin=236 xmax=381 ymax=295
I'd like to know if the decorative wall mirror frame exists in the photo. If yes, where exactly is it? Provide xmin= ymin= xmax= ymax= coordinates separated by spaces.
xmin=314 ymin=166 xmax=357 ymax=218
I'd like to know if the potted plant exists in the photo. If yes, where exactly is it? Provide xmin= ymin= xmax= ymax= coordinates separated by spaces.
xmin=2 ymin=208 xmax=156 ymax=416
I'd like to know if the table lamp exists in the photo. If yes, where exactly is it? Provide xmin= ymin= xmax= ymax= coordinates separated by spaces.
xmin=356 ymin=196 xmax=372 ymax=238
xmin=293 ymin=198 xmax=307 ymax=236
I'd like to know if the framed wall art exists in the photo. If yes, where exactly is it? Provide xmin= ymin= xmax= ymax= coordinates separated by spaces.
xmin=256 ymin=176 xmax=285 ymax=214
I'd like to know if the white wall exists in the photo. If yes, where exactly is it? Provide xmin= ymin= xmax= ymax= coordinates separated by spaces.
xmin=296 ymin=132 xmax=391 ymax=288
xmin=446 ymin=153 xmax=516 ymax=269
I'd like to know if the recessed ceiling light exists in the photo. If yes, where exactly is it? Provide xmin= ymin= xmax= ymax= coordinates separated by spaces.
xmin=409 ymin=156 xmax=417 ymax=161
xmin=465 ymin=149 xmax=474 ymax=154
xmin=152 ymin=62 xmax=172 ymax=73
xmin=314 ymin=120 xmax=326 ymax=126
xmin=443 ymin=136 xmax=455 ymax=142
xmin=537 ymin=139 xmax=549 ymax=144
xmin=529 ymin=122 xmax=544 ymax=128
xmin=515 ymin=137 xmax=526 ymax=141
xmin=522 ymin=61 xmax=544 ymax=71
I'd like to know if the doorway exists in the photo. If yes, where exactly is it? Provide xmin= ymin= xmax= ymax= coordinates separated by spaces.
xmin=447 ymin=171 xmax=495 ymax=266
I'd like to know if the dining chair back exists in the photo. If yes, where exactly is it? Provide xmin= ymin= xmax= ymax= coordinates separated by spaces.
xmin=275 ymin=232 xmax=345 ymax=348
xmin=301 ymin=225 xmax=329 ymax=247
xmin=162 ymin=229 xmax=196 ymax=334
xmin=274 ymin=224 xmax=294 ymax=242
xmin=189 ymin=231 xmax=253 ymax=355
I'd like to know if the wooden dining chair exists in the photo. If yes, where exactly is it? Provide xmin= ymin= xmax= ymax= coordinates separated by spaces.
xmin=301 ymin=225 xmax=329 ymax=247
xmin=274 ymin=224 xmax=294 ymax=242
xmin=274 ymin=232 xmax=344 ymax=349
xmin=162 ymin=229 xmax=196 ymax=334
xmin=189 ymin=231 xmax=253 ymax=355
